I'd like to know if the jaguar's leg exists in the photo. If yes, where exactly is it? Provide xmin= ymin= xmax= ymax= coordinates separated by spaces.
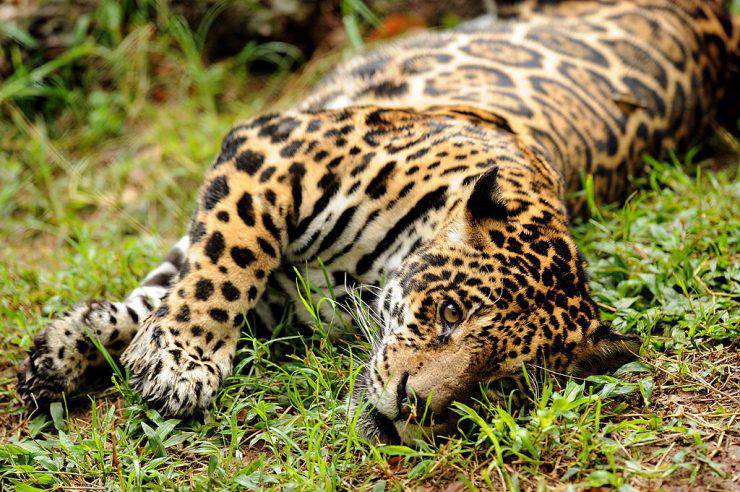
xmin=17 ymin=236 xmax=190 ymax=408
xmin=121 ymin=169 xmax=288 ymax=416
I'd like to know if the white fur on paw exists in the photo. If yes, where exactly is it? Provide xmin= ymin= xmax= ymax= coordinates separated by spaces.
xmin=121 ymin=320 xmax=230 ymax=416
xmin=17 ymin=301 xmax=119 ymax=407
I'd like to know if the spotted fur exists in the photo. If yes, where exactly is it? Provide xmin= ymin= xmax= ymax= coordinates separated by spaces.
xmin=18 ymin=0 xmax=736 ymax=443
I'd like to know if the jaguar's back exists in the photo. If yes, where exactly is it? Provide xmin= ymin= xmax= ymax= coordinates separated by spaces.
xmin=305 ymin=0 xmax=736 ymax=202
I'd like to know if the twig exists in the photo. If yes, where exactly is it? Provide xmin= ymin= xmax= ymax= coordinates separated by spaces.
xmin=110 ymin=417 xmax=124 ymax=491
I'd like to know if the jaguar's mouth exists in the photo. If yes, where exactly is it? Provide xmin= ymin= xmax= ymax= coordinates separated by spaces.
xmin=365 ymin=410 xmax=458 ymax=444
xmin=352 ymin=366 xmax=460 ymax=444
xmin=355 ymin=397 xmax=458 ymax=444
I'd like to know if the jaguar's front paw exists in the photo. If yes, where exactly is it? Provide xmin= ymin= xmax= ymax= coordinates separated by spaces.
xmin=17 ymin=301 xmax=119 ymax=408
xmin=121 ymin=319 xmax=229 ymax=416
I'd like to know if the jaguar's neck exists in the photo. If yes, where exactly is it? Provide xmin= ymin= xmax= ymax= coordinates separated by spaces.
xmin=421 ymin=106 xmax=569 ymax=224
xmin=488 ymin=138 xmax=569 ymax=231
xmin=251 ymin=106 xmax=572 ymax=276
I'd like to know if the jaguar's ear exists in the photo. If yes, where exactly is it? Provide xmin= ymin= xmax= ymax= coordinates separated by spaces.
xmin=573 ymin=325 xmax=641 ymax=376
xmin=466 ymin=167 xmax=508 ymax=222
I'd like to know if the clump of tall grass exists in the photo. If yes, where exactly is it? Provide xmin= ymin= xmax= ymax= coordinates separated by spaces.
xmin=0 ymin=0 xmax=302 ymax=129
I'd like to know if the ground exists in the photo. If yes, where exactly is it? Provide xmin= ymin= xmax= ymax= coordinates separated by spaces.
xmin=0 ymin=4 xmax=738 ymax=490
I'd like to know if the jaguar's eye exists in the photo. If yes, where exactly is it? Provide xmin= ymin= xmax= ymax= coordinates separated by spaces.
xmin=440 ymin=301 xmax=463 ymax=327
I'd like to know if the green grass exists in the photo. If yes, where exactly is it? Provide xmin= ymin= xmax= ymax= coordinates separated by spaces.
xmin=1 ymin=3 xmax=739 ymax=490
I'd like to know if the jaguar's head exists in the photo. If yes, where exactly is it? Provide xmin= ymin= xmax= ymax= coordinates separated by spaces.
xmin=352 ymin=162 xmax=640 ymax=444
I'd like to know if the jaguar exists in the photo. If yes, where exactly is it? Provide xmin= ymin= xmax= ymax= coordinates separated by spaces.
xmin=18 ymin=0 xmax=736 ymax=443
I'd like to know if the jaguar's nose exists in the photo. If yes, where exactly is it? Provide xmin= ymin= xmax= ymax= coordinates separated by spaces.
xmin=396 ymin=372 xmax=411 ymax=419
xmin=396 ymin=374 xmax=440 ymax=425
